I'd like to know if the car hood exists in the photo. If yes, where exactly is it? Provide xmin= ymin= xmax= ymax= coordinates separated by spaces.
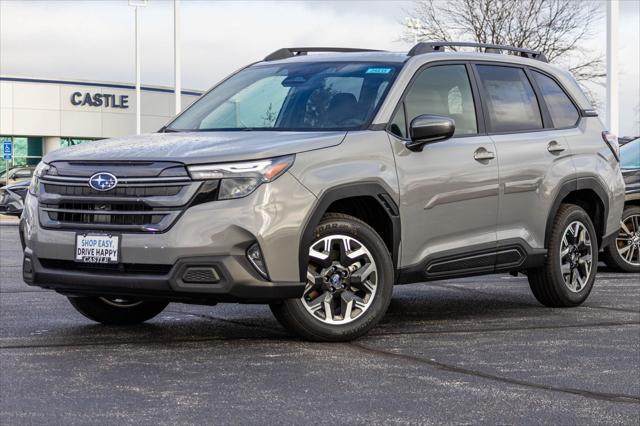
xmin=1 ymin=180 xmax=30 ymax=191
xmin=44 ymin=131 xmax=347 ymax=165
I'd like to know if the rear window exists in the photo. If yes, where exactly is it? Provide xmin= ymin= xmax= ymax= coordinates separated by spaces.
xmin=532 ymin=71 xmax=579 ymax=128
xmin=476 ymin=65 xmax=543 ymax=133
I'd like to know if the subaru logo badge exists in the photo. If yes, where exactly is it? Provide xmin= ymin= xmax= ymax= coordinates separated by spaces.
xmin=89 ymin=172 xmax=118 ymax=191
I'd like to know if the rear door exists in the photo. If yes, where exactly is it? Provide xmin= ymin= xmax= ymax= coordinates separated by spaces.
xmin=388 ymin=63 xmax=500 ymax=278
xmin=474 ymin=64 xmax=576 ymax=256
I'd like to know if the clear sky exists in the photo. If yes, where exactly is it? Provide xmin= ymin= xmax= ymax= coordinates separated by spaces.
xmin=1 ymin=0 xmax=638 ymax=135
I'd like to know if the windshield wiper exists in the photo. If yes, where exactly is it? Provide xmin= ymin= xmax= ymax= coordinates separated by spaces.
xmin=196 ymin=128 xmax=259 ymax=132
xmin=159 ymin=126 xmax=182 ymax=133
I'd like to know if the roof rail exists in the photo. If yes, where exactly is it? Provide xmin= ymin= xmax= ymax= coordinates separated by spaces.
xmin=264 ymin=47 xmax=384 ymax=62
xmin=407 ymin=41 xmax=548 ymax=62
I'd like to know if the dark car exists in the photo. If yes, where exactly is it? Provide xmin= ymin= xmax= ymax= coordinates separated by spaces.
xmin=0 ymin=180 xmax=29 ymax=216
xmin=603 ymin=137 xmax=640 ymax=272
xmin=0 ymin=166 xmax=35 ymax=186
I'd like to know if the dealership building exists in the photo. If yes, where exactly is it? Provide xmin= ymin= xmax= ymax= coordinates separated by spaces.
xmin=0 ymin=75 xmax=202 ymax=168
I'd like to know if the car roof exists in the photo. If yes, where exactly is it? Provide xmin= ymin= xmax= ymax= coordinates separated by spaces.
xmin=256 ymin=50 xmax=593 ymax=112
xmin=255 ymin=51 xmax=409 ymax=65
xmin=258 ymin=49 xmax=550 ymax=67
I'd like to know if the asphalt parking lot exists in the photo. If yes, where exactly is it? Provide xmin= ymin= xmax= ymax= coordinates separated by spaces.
xmin=1 ymin=225 xmax=639 ymax=425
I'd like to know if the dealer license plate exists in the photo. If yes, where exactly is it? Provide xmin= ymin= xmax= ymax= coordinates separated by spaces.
xmin=75 ymin=234 xmax=119 ymax=264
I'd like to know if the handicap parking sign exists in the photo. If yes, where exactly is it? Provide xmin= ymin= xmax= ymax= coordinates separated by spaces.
xmin=3 ymin=139 xmax=11 ymax=160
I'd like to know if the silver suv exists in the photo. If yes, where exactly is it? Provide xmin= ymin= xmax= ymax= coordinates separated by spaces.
xmin=21 ymin=42 xmax=625 ymax=341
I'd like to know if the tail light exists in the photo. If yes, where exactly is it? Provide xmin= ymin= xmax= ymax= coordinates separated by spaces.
xmin=602 ymin=131 xmax=620 ymax=161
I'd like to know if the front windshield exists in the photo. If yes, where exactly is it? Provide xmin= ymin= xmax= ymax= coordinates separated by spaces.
xmin=168 ymin=62 xmax=400 ymax=131
xmin=620 ymin=139 xmax=639 ymax=169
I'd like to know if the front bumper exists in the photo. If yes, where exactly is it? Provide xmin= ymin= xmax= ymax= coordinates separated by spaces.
xmin=21 ymin=172 xmax=316 ymax=302
xmin=22 ymin=251 xmax=303 ymax=302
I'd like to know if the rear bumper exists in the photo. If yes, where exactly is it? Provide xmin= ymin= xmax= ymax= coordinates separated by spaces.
xmin=23 ymin=249 xmax=304 ymax=303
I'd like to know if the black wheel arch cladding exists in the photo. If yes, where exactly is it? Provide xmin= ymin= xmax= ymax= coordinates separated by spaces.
xmin=298 ymin=182 xmax=400 ymax=282
xmin=545 ymin=177 xmax=609 ymax=248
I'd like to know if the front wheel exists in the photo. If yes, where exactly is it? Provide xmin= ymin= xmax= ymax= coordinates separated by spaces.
xmin=602 ymin=205 xmax=640 ymax=273
xmin=528 ymin=204 xmax=598 ymax=307
xmin=270 ymin=213 xmax=394 ymax=342
xmin=68 ymin=296 xmax=168 ymax=325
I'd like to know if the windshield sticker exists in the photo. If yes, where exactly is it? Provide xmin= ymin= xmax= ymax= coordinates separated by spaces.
xmin=365 ymin=67 xmax=393 ymax=74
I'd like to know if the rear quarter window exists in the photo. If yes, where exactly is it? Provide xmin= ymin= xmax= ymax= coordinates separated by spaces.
xmin=532 ymin=71 xmax=580 ymax=128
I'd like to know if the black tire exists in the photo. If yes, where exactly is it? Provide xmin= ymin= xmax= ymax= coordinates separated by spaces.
xmin=270 ymin=213 xmax=394 ymax=342
xmin=602 ymin=205 xmax=640 ymax=273
xmin=68 ymin=296 xmax=168 ymax=325
xmin=528 ymin=204 xmax=598 ymax=307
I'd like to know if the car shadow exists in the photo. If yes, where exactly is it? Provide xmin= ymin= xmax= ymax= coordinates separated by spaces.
xmin=40 ymin=286 xmax=552 ymax=345
xmin=382 ymin=289 xmax=542 ymax=324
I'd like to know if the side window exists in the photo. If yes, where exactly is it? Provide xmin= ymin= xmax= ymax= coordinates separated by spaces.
xmin=389 ymin=104 xmax=406 ymax=138
xmin=531 ymin=71 xmax=579 ymax=128
xmin=389 ymin=64 xmax=477 ymax=138
xmin=476 ymin=65 xmax=542 ymax=132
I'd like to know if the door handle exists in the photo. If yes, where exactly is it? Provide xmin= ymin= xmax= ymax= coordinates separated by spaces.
xmin=474 ymin=147 xmax=495 ymax=161
xmin=547 ymin=140 xmax=566 ymax=154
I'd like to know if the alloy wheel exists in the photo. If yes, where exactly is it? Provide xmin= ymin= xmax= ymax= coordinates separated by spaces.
xmin=302 ymin=234 xmax=378 ymax=325
xmin=616 ymin=214 xmax=640 ymax=266
xmin=559 ymin=221 xmax=593 ymax=293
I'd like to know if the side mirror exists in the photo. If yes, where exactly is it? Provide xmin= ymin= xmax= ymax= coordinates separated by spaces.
xmin=406 ymin=114 xmax=455 ymax=152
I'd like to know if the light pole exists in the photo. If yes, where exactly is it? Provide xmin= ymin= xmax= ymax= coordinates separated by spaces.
xmin=606 ymin=0 xmax=619 ymax=135
xmin=129 ymin=0 xmax=148 ymax=135
xmin=174 ymin=0 xmax=181 ymax=115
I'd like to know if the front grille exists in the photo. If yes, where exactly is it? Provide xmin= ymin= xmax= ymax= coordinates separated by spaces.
xmin=44 ymin=183 xmax=183 ymax=197
xmin=38 ymin=165 xmax=200 ymax=232
xmin=39 ymin=258 xmax=173 ymax=275
xmin=43 ymin=202 xmax=163 ymax=226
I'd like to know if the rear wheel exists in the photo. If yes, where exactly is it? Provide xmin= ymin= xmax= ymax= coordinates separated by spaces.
xmin=68 ymin=296 xmax=168 ymax=325
xmin=270 ymin=213 xmax=394 ymax=342
xmin=602 ymin=205 xmax=640 ymax=273
xmin=528 ymin=204 xmax=598 ymax=307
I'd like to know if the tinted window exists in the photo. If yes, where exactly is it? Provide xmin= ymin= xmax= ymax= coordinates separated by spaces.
xmin=169 ymin=62 xmax=400 ymax=131
xmin=476 ymin=65 xmax=542 ymax=132
xmin=532 ymin=71 xmax=579 ymax=128
xmin=400 ymin=64 xmax=477 ymax=136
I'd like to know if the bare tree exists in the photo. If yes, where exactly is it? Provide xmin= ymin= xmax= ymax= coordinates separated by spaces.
xmin=403 ymin=0 xmax=604 ymax=83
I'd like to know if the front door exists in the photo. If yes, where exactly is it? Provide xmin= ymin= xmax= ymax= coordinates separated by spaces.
xmin=388 ymin=63 xmax=499 ymax=278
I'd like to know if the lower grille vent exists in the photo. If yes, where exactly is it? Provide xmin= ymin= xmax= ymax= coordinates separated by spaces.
xmin=39 ymin=259 xmax=172 ymax=275
xmin=182 ymin=267 xmax=220 ymax=284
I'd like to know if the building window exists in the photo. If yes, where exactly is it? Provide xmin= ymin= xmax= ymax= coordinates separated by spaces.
xmin=0 ymin=136 xmax=42 ymax=174
xmin=60 ymin=138 xmax=96 ymax=148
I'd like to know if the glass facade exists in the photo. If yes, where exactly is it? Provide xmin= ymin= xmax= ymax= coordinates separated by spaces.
xmin=0 ymin=136 xmax=42 ymax=174
xmin=60 ymin=138 xmax=95 ymax=148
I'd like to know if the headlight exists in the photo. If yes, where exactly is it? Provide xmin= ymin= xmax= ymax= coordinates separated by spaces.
xmin=187 ymin=155 xmax=295 ymax=200
xmin=29 ymin=161 xmax=50 ymax=196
